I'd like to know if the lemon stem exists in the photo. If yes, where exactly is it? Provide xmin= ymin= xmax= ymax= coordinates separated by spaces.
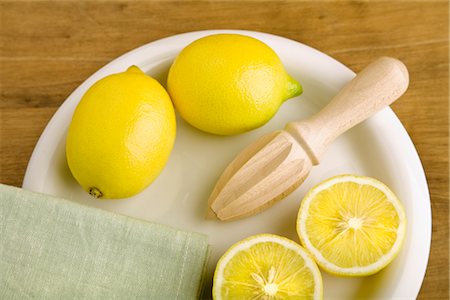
xmin=88 ymin=187 xmax=103 ymax=198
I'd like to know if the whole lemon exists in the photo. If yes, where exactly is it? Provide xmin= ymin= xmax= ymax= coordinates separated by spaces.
xmin=66 ymin=66 xmax=176 ymax=199
xmin=167 ymin=34 xmax=302 ymax=135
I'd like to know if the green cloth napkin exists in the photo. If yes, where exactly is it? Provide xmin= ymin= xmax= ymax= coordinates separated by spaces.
xmin=0 ymin=184 xmax=209 ymax=299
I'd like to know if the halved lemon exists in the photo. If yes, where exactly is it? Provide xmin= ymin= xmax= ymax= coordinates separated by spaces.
xmin=212 ymin=234 xmax=323 ymax=299
xmin=297 ymin=175 xmax=406 ymax=276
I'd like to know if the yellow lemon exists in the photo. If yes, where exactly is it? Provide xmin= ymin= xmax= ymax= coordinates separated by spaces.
xmin=213 ymin=234 xmax=323 ymax=299
xmin=66 ymin=66 xmax=176 ymax=199
xmin=167 ymin=34 xmax=302 ymax=135
xmin=297 ymin=175 xmax=407 ymax=276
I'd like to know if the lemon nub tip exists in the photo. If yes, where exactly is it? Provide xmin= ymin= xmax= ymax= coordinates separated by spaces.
xmin=126 ymin=65 xmax=145 ymax=75
xmin=88 ymin=187 xmax=103 ymax=198
xmin=284 ymin=75 xmax=303 ymax=101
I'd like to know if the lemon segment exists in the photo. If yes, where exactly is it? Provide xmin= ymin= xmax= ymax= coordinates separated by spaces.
xmin=213 ymin=234 xmax=323 ymax=299
xmin=167 ymin=34 xmax=302 ymax=135
xmin=297 ymin=175 xmax=407 ymax=276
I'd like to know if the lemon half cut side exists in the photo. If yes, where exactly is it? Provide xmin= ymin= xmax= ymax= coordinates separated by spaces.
xmin=297 ymin=175 xmax=407 ymax=277
xmin=213 ymin=234 xmax=323 ymax=300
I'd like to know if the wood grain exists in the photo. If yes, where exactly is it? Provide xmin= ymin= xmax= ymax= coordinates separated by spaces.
xmin=1 ymin=1 xmax=448 ymax=299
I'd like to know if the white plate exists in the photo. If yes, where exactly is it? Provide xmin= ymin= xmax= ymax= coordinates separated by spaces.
xmin=23 ymin=30 xmax=431 ymax=299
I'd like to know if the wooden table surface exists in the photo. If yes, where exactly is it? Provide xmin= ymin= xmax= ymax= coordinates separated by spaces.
xmin=1 ymin=1 xmax=448 ymax=299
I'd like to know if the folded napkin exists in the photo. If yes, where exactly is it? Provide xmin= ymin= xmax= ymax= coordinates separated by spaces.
xmin=0 ymin=184 xmax=209 ymax=299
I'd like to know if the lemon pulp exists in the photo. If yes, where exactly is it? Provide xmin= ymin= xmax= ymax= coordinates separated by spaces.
xmin=297 ymin=175 xmax=406 ymax=276
xmin=213 ymin=234 xmax=322 ymax=299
